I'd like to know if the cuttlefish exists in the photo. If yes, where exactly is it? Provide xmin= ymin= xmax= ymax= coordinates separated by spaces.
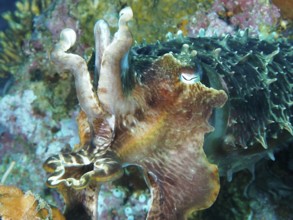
xmin=44 ymin=7 xmax=227 ymax=219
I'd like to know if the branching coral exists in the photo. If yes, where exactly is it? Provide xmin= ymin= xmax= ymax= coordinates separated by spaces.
xmin=0 ymin=0 xmax=51 ymax=78
xmin=44 ymin=6 xmax=227 ymax=219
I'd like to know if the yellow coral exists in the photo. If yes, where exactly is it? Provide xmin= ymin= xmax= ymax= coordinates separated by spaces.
xmin=72 ymin=0 xmax=214 ymax=44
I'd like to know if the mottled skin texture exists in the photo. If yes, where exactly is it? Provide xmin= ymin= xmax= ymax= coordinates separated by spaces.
xmin=129 ymin=33 xmax=292 ymax=178
xmin=113 ymin=54 xmax=226 ymax=219
xmin=44 ymin=7 xmax=227 ymax=219
xmin=43 ymin=10 xmax=293 ymax=217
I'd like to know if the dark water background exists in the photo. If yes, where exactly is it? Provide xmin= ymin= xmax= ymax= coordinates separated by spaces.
xmin=0 ymin=0 xmax=17 ymax=30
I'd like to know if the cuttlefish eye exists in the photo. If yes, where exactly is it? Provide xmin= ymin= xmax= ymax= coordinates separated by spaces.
xmin=179 ymin=65 xmax=202 ymax=84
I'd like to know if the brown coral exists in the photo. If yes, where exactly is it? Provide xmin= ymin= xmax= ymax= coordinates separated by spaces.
xmin=0 ymin=185 xmax=65 ymax=220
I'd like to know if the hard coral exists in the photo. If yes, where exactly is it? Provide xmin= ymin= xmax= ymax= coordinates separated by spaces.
xmin=0 ymin=185 xmax=65 ymax=220
xmin=0 ymin=0 xmax=51 ymax=78
xmin=0 ymin=89 xmax=79 ymax=159
xmin=188 ymin=0 xmax=281 ymax=38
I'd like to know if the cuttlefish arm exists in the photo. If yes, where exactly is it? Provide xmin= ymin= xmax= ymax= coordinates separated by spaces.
xmin=45 ymin=7 xmax=135 ymax=189
xmin=44 ymin=7 xmax=135 ymax=219
xmin=97 ymin=7 xmax=134 ymax=115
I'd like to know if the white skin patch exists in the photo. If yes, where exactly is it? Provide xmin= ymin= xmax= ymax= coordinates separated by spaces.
xmin=179 ymin=67 xmax=201 ymax=84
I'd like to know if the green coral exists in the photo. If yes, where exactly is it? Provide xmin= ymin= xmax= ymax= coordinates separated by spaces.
xmin=74 ymin=0 xmax=213 ymax=43
xmin=0 ymin=0 xmax=79 ymax=119
xmin=127 ymin=0 xmax=213 ymax=41
xmin=30 ymin=80 xmax=77 ymax=121
xmin=0 ymin=0 xmax=51 ymax=78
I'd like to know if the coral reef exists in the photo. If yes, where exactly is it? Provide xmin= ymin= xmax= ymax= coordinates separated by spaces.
xmin=0 ymin=0 xmax=292 ymax=219
xmin=188 ymin=0 xmax=281 ymax=38
xmin=0 ymin=89 xmax=79 ymax=197
xmin=0 ymin=0 xmax=51 ymax=78
xmin=0 ymin=89 xmax=79 ymax=158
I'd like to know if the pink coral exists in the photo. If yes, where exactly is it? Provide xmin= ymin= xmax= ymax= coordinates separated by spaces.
xmin=188 ymin=0 xmax=280 ymax=37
